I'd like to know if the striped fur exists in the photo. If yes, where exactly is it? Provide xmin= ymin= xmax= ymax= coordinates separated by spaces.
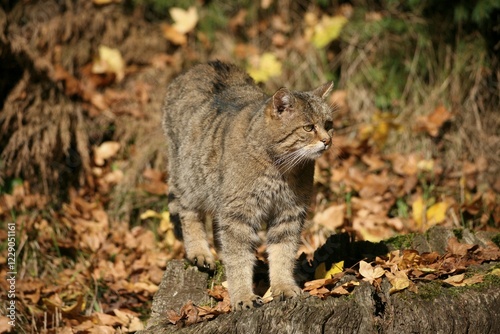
xmin=162 ymin=61 xmax=334 ymax=310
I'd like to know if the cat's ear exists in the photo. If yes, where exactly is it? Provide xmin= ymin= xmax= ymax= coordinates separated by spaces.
xmin=312 ymin=82 xmax=334 ymax=99
xmin=272 ymin=87 xmax=295 ymax=117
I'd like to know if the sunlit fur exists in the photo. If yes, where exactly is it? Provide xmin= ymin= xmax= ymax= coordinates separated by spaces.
xmin=162 ymin=61 xmax=334 ymax=310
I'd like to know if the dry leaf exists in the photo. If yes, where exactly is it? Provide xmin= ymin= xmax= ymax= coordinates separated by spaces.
xmin=416 ymin=105 xmax=452 ymax=136
xmin=315 ymin=261 xmax=344 ymax=279
xmin=310 ymin=15 xmax=348 ymax=48
xmin=359 ymin=261 xmax=385 ymax=284
xmin=412 ymin=196 xmax=425 ymax=228
xmin=170 ymin=6 xmax=198 ymax=34
xmin=94 ymin=141 xmax=121 ymax=166
xmin=92 ymin=46 xmax=125 ymax=82
xmin=247 ymin=53 xmax=282 ymax=83
xmin=313 ymin=204 xmax=345 ymax=231
xmin=446 ymin=237 xmax=477 ymax=257
xmin=162 ymin=24 xmax=187 ymax=45
xmin=443 ymin=273 xmax=465 ymax=286
xmin=92 ymin=0 xmax=120 ymax=4
xmin=386 ymin=271 xmax=410 ymax=293
xmin=425 ymin=201 xmax=449 ymax=226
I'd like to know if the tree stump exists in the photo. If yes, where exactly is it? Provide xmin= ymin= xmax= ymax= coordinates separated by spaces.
xmin=140 ymin=228 xmax=500 ymax=334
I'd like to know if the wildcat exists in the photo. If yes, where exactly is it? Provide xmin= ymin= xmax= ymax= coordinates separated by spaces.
xmin=162 ymin=60 xmax=334 ymax=310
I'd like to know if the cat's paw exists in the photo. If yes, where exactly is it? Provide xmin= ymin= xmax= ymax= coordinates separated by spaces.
xmin=232 ymin=294 xmax=264 ymax=311
xmin=271 ymin=283 xmax=303 ymax=301
xmin=188 ymin=253 xmax=216 ymax=271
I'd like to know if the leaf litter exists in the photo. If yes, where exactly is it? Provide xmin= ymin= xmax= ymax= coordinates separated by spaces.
xmin=1 ymin=2 xmax=499 ymax=333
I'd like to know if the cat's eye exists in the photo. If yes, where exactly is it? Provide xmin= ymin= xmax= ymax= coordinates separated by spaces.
xmin=325 ymin=121 xmax=333 ymax=131
xmin=303 ymin=124 xmax=315 ymax=132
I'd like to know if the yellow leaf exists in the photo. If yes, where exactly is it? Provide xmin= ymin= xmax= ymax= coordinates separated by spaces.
xmin=92 ymin=0 xmax=120 ymax=4
xmin=315 ymin=261 xmax=344 ymax=279
xmin=312 ymin=15 xmax=348 ymax=49
xmin=92 ymin=45 xmax=125 ymax=82
xmin=372 ymin=121 xmax=389 ymax=147
xmin=326 ymin=261 xmax=344 ymax=277
xmin=417 ymin=159 xmax=434 ymax=172
xmin=386 ymin=271 xmax=410 ymax=294
xmin=170 ymin=6 xmax=198 ymax=34
xmin=491 ymin=268 xmax=500 ymax=276
xmin=426 ymin=202 xmax=449 ymax=226
xmin=314 ymin=262 xmax=327 ymax=279
xmin=159 ymin=212 xmax=172 ymax=232
xmin=247 ymin=53 xmax=282 ymax=83
xmin=140 ymin=210 xmax=160 ymax=220
xmin=412 ymin=196 xmax=424 ymax=228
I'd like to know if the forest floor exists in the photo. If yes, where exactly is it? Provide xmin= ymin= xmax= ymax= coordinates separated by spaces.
xmin=0 ymin=1 xmax=499 ymax=333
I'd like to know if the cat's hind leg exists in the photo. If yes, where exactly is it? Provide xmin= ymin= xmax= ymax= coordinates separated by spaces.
xmin=167 ymin=191 xmax=215 ymax=270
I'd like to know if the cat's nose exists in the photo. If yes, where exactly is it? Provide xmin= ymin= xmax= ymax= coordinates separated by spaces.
xmin=321 ymin=137 xmax=331 ymax=148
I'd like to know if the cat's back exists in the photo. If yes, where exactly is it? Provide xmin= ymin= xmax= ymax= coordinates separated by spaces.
xmin=164 ymin=61 xmax=264 ymax=116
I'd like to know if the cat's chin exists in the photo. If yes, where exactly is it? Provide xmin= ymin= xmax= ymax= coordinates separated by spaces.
xmin=308 ymin=149 xmax=327 ymax=160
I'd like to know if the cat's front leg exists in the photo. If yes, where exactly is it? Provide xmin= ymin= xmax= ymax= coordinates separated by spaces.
xmin=267 ymin=212 xmax=304 ymax=300
xmin=219 ymin=214 xmax=263 ymax=311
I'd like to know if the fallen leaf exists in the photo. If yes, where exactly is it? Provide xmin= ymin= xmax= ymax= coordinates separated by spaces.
xmin=415 ymin=105 xmax=452 ymax=137
xmin=443 ymin=273 xmax=465 ymax=286
xmin=262 ymin=287 xmax=274 ymax=303
xmin=91 ymin=326 xmax=117 ymax=334
xmin=140 ymin=210 xmax=160 ymax=220
xmin=311 ymin=15 xmax=348 ymax=48
xmin=359 ymin=260 xmax=385 ymax=284
xmin=491 ymin=268 xmax=500 ymax=276
xmin=94 ymin=141 xmax=121 ymax=166
xmin=313 ymin=204 xmax=345 ymax=231
xmin=446 ymin=237 xmax=477 ymax=257
xmin=127 ymin=316 xmax=145 ymax=332
xmin=425 ymin=201 xmax=449 ymax=226
xmin=92 ymin=46 xmax=125 ymax=82
xmin=93 ymin=0 xmax=120 ymax=4
xmin=412 ymin=196 xmax=425 ymax=229
xmin=462 ymin=274 xmax=484 ymax=286
xmin=93 ymin=312 xmax=125 ymax=326
xmin=315 ymin=261 xmax=344 ymax=279
xmin=247 ymin=53 xmax=282 ymax=83
xmin=0 ymin=316 xmax=13 ymax=333
xmin=162 ymin=24 xmax=187 ymax=45
xmin=170 ymin=7 xmax=198 ymax=34
xmin=386 ymin=270 xmax=410 ymax=293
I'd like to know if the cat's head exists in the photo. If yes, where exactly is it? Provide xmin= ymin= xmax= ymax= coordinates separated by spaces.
xmin=265 ymin=82 xmax=335 ymax=170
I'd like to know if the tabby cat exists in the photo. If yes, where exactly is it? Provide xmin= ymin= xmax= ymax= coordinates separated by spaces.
xmin=162 ymin=61 xmax=334 ymax=310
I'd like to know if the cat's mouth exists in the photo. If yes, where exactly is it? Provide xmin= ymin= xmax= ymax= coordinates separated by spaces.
xmin=309 ymin=142 xmax=330 ymax=158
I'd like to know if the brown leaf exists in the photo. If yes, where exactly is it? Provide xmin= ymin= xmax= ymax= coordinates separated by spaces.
xmin=166 ymin=309 xmax=183 ymax=325
xmin=228 ymin=9 xmax=248 ymax=32
xmin=162 ymin=23 xmax=187 ymax=45
xmin=443 ymin=273 xmax=465 ymax=286
xmin=478 ymin=243 xmax=500 ymax=261
xmin=208 ymin=285 xmax=229 ymax=301
xmin=415 ymin=105 xmax=452 ymax=136
xmin=313 ymin=204 xmax=345 ymax=231
xmin=462 ymin=274 xmax=484 ymax=286
xmin=446 ymin=237 xmax=477 ymax=257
